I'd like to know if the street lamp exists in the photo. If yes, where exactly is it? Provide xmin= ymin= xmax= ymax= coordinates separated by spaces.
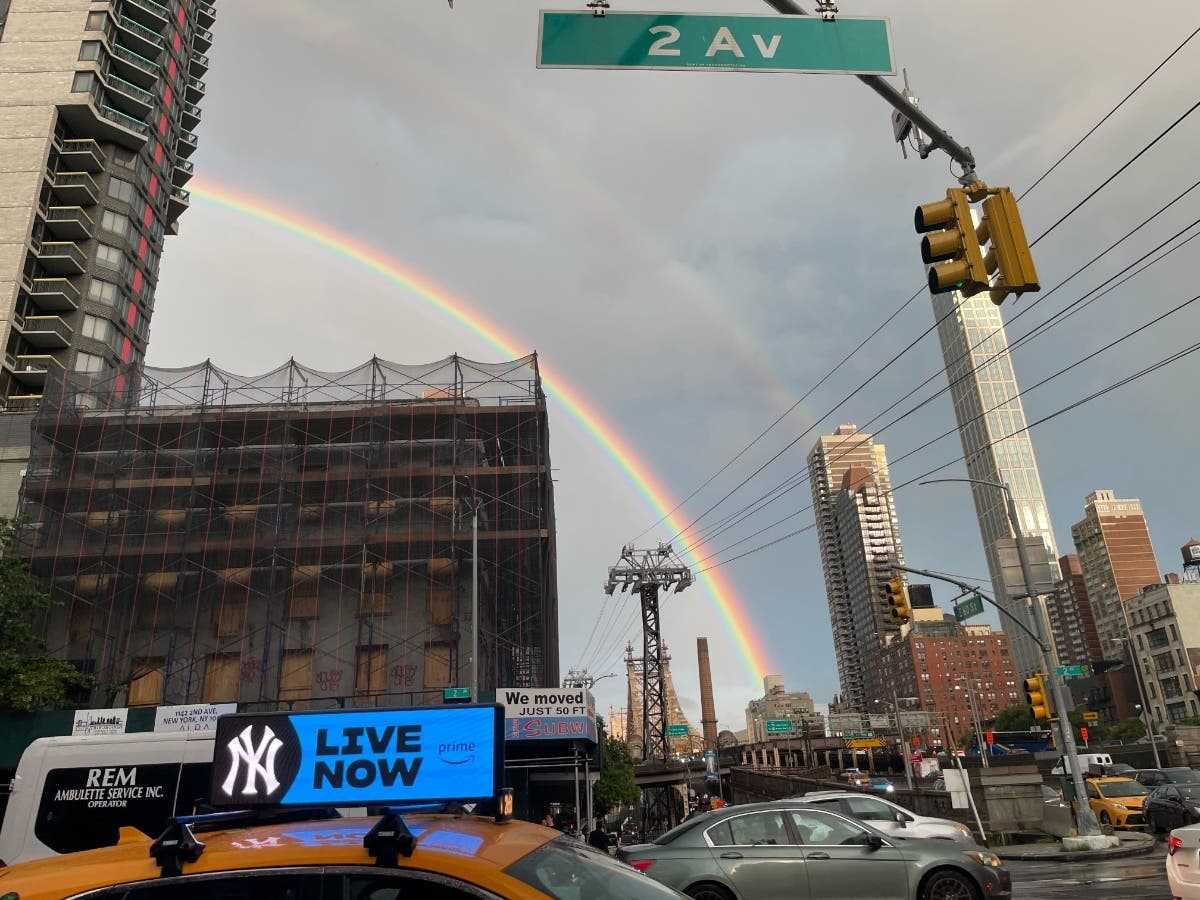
xmin=876 ymin=694 xmax=919 ymax=790
xmin=953 ymin=677 xmax=988 ymax=768
xmin=920 ymin=476 xmax=1100 ymax=837
xmin=1109 ymin=637 xmax=1162 ymax=768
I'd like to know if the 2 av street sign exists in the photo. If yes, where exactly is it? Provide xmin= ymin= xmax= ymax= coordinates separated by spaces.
xmin=537 ymin=11 xmax=895 ymax=75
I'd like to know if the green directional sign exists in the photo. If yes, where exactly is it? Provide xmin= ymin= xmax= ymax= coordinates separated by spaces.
xmin=1057 ymin=664 xmax=1084 ymax=677
xmin=537 ymin=11 xmax=895 ymax=75
xmin=954 ymin=594 xmax=985 ymax=623
xmin=841 ymin=730 xmax=875 ymax=740
xmin=765 ymin=719 xmax=794 ymax=734
xmin=667 ymin=724 xmax=690 ymax=737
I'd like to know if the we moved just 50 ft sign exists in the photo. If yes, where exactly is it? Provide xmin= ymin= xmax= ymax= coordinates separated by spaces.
xmin=537 ymin=11 xmax=894 ymax=75
xmin=501 ymin=687 xmax=598 ymax=742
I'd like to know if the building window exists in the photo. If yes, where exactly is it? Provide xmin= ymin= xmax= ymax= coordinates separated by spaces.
xmin=1168 ymin=701 xmax=1189 ymax=723
xmin=128 ymin=658 xmax=165 ymax=706
xmin=94 ymin=241 xmax=127 ymax=275
xmin=71 ymin=72 xmax=95 ymax=93
xmin=203 ymin=654 xmax=240 ymax=702
xmin=106 ymin=176 xmax=137 ymax=205
xmin=354 ymin=645 xmax=388 ymax=707
xmin=73 ymin=351 xmax=106 ymax=373
xmin=82 ymin=314 xmax=116 ymax=345
xmin=79 ymin=41 xmax=102 ymax=61
xmin=87 ymin=278 xmax=120 ymax=307
xmin=1162 ymin=677 xmax=1182 ymax=699
xmin=424 ymin=641 xmax=453 ymax=689
xmin=85 ymin=11 xmax=107 ymax=30
xmin=279 ymin=649 xmax=314 ymax=709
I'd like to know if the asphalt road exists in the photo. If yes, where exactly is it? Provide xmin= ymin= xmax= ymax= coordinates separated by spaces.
xmin=1009 ymin=849 xmax=1169 ymax=899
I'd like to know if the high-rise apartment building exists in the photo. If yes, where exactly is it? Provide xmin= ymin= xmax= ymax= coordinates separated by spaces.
xmin=1071 ymin=490 xmax=1161 ymax=660
xmin=1126 ymin=581 xmax=1200 ymax=726
xmin=808 ymin=425 xmax=902 ymax=713
xmin=1044 ymin=554 xmax=1102 ymax=669
xmin=931 ymin=290 xmax=1059 ymax=678
xmin=833 ymin=465 xmax=904 ymax=709
xmin=0 ymin=0 xmax=212 ymax=409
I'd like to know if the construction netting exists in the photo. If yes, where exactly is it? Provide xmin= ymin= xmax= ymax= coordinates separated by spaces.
xmin=17 ymin=354 xmax=558 ymax=710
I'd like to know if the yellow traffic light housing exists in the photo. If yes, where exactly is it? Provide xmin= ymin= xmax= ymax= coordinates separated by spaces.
xmin=914 ymin=188 xmax=988 ymax=296
xmin=883 ymin=577 xmax=911 ymax=625
xmin=1024 ymin=673 xmax=1055 ymax=722
xmin=981 ymin=187 xmax=1040 ymax=305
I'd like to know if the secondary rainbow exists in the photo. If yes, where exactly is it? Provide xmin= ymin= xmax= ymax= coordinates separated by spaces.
xmin=188 ymin=177 xmax=774 ymax=687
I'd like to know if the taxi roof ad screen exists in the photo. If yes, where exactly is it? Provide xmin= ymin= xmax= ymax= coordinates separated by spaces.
xmin=210 ymin=705 xmax=503 ymax=807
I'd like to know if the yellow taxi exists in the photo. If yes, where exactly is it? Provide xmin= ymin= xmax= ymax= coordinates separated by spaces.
xmin=1085 ymin=776 xmax=1149 ymax=829
xmin=0 ymin=704 xmax=683 ymax=900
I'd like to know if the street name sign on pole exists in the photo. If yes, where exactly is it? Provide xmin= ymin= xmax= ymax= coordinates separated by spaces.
xmin=1057 ymin=664 xmax=1084 ymax=677
xmin=765 ymin=719 xmax=793 ymax=734
xmin=953 ymin=594 xmax=985 ymax=622
xmin=537 ymin=11 xmax=894 ymax=75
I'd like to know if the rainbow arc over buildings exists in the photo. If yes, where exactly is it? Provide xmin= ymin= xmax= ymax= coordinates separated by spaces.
xmin=187 ymin=178 xmax=775 ymax=688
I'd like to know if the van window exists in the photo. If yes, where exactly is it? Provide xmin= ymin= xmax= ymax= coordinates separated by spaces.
xmin=34 ymin=761 xmax=212 ymax=854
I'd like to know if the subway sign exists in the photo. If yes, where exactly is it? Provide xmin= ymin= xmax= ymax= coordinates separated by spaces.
xmin=209 ymin=705 xmax=503 ymax=808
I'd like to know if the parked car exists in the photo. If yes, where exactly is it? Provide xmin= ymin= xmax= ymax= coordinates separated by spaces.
xmin=1107 ymin=762 xmax=1136 ymax=775
xmin=868 ymin=776 xmax=896 ymax=793
xmin=1147 ymin=783 xmax=1200 ymax=833
xmin=1168 ymin=821 xmax=1200 ymax=899
xmin=617 ymin=801 xmax=1010 ymax=900
xmin=790 ymin=790 xmax=975 ymax=842
xmin=1131 ymin=767 xmax=1200 ymax=788
xmin=1085 ymin=776 xmax=1149 ymax=828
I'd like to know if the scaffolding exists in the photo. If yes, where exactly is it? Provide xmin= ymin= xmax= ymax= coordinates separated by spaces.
xmin=17 ymin=354 xmax=558 ymax=710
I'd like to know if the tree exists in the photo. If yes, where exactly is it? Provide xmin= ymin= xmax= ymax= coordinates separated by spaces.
xmin=592 ymin=736 xmax=639 ymax=816
xmin=993 ymin=704 xmax=1034 ymax=732
xmin=0 ymin=518 xmax=92 ymax=712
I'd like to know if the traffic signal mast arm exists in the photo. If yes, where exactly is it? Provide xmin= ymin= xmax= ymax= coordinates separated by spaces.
xmin=760 ymin=0 xmax=978 ymax=184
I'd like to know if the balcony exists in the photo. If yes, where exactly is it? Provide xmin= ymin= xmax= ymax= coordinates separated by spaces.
xmin=115 ymin=16 xmax=164 ymax=59
xmin=108 ymin=41 xmax=160 ymax=89
xmin=20 ymin=316 xmax=74 ymax=350
xmin=51 ymin=171 xmax=99 ymax=206
xmin=167 ymin=186 xmax=190 ymax=221
xmin=102 ymin=71 xmax=154 ymax=118
xmin=192 ymin=26 xmax=213 ymax=53
xmin=189 ymin=51 xmax=209 ymax=77
xmin=123 ymin=0 xmax=169 ymax=31
xmin=4 ymin=394 xmax=44 ymax=412
xmin=37 ymin=241 xmax=87 ymax=276
xmin=28 ymin=278 xmax=81 ymax=312
xmin=59 ymin=138 xmax=106 ymax=173
xmin=195 ymin=1 xmax=215 ymax=28
xmin=172 ymin=159 xmax=194 ymax=187
xmin=12 ymin=354 xmax=67 ymax=388
xmin=176 ymin=129 xmax=198 ymax=159
xmin=181 ymin=101 xmax=201 ymax=131
xmin=44 ymin=206 xmax=94 ymax=241
xmin=98 ymin=102 xmax=150 ymax=138
xmin=185 ymin=76 xmax=205 ymax=104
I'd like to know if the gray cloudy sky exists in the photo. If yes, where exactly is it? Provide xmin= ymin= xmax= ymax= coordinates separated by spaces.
xmin=150 ymin=0 xmax=1200 ymax=730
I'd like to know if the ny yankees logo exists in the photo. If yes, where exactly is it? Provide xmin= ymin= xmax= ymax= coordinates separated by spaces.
xmin=221 ymin=724 xmax=284 ymax=797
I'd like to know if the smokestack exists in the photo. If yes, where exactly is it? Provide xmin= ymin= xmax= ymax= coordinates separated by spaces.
xmin=697 ymin=637 xmax=718 ymax=749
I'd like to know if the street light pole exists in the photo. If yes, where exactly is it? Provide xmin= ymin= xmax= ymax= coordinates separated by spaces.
xmin=957 ymin=678 xmax=988 ymax=769
xmin=893 ymin=691 xmax=916 ymax=790
xmin=921 ymin=477 xmax=1100 ymax=837
xmin=1111 ymin=635 xmax=1162 ymax=768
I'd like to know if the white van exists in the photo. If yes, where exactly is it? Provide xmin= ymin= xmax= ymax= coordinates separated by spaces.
xmin=0 ymin=730 xmax=215 ymax=867
xmin=1050 ymin=752 xmax=1113 ymax=776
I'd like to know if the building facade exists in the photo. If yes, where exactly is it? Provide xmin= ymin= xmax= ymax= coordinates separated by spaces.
xmin=0 ymin=0 xmax=212 ymax=410
xmin=1071 ymin=490 xmax=1161 ymax=661
xmin=1125 ymin=582 xmax=1200 ymax=727
xmin=808 ymin=425 xmax=903 ymax=713
xmin=876 ymin=620 xmax=1018 ymax=750
xmin=745 ymin=676 xmax=823 ymax=743
xmin=832 ymin=464 xmax=905 ymax=709
xmin=1045 ymin=554 xmax=1102 ymax=669
xmin=17 ymin=355 xmax=559 ymax=710
xmin=931 ymin=289 xmax=1060 ymax=678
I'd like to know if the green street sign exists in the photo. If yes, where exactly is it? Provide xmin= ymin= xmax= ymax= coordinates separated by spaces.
xmin=666 ymin=724 xmax=690 ymax=737
xmin=841 ymin=730 xmax=875 ymax=740
xmin=443 ymin=687 xmax=472 ymax=701
xmin=953 ymin=594 xmax=985 ymax=623
xmin=1056 ymin=665 xmax=1084 ymax=677
xmin=765 ymin=719 xmax=794 ymax=734
xmin=537 ymin=11 xmax=895 ymax=75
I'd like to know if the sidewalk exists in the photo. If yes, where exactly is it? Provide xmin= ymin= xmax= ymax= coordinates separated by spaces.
xmin=995 ymin=829 xmax=1158 ymax=861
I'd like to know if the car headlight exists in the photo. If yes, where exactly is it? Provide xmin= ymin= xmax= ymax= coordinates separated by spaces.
xmin=885 ymin=785 xmax=894 ymax=792
xmin=953 ymin=824 xmax=973 ymax=841
xmin=963 ymin=850 xmax=1003 ymax=868
xmin=1110 ymin=804 xmax=1128 ymax=810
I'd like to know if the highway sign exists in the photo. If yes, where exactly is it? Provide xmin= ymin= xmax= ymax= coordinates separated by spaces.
xmin=953 ymin=594 xmax=985 ymax=622
xmin=1056 ymin=664 xmax=1084 ymax=677
xmin=841 ymin=730 xmax=875 ymax=740
xmin=1082 ymin=711 xmax=1100 ymax=722
xmin=845 ymin=737 xmax=885 ymax=749
xmin=765 ymin=719 xmax=794 ymax=734
xmin=537 ymin=12 xmax=895 ymax=75
xmin=667 ymin=724 xmax=690 ymax=737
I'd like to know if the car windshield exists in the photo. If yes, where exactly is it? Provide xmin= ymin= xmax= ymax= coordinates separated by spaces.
xmin=1100 ymin=781 xmax=1148 ymax=798
xmin=1168 ymin=769 xmax=1200 ymax=783
xmin=506 ymin=837 xmax=683 ymax=899
xmin=1178 ymin=785 xmax=1200 ymax=800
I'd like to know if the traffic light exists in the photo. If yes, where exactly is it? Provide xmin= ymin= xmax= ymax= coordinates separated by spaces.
xmin=914 ymin=187 xmax=988 ymax=296
xmin=1080 ymin=726 xmax=1089 ymax=743
xmin=980 ymin=187 xmax=1040 ymax=305
xmin=1023 ymin=673 xmax=1055 ymax=722
xmin=882 ymin=577 xmax=911 ymax=624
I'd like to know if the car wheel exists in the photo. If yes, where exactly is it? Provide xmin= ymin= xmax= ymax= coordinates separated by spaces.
xmin=685 ymin=883 xmax=735 ymax=900
xmin=1100 ymin=811 xmax=1111 ymax=826
xmin=920 ymin=868 xmax=981 ymax=900
xmin=1147 ymin=812 xmax=1160 ymax=834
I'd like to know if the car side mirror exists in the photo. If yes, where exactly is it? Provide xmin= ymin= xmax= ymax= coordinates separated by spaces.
xmin=866 ymin=834 xmax=885 ymax=850
xmin=894 ymin=812 xmax=908 ymax=825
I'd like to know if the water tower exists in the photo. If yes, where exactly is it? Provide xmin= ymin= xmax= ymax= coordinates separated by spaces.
xmin=1183 ymin=539 xmax=1200 ymax=583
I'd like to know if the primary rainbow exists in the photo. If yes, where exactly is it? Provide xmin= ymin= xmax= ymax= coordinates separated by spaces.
xmin=187 ymin=177 xmax=775 ymax=688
